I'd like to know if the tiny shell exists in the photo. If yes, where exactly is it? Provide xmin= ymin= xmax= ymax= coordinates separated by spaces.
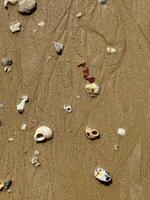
xmin=38 ymin=21 xmax=45 ymax=27
xmin=17 ymin=96 xmax=29 ymax=113
xmin=10 ymin=22 xmax=21 ymax=33
xmin=76 ymin=12 xmax=83 ymax=18
xmin=0 ymin=180 xmax=4 ymax=190
xmin=54 ymin=42 xmax=64 ymax=55
xmin=64 ymin=105 xmax=72 ymax=113
xmin=31 ymin=155 xmax=40 ymax=167
xmin=98 ymin=0 xmax=106 ymax=4
xmin=94 ymin=167 xmax=112 ymax=185
xmin=85 ymin=127 xmax=100 ymax=140
xmin=21 ymin=124 xmax=27 ymax=130
xmin=85 ymin=83 xmax=100 ymax=95
xmin=117 ymin=128 xmax=126 ymax=136
xmin=34 ymin=126 xmax=53 ymax=142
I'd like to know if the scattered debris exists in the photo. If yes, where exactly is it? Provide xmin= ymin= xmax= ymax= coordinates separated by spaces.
xmin=9 ymin=22 xmax=21 ymax=33
xmin=54 ymin=42 xmax=64 ymax=55
xmin=4 ymin=0 xmax=18 ymax=8
xmin=106 ymin=47 xmax=117 ymax=54
xmin=8 ymin=137 xmax=14 ymax=142
xmin=0 ymin=180 xmax=4 ymax=191
xmin=31 ymin=154 xmax=40 ymax=167
xmin=1 ymin=57 xmax=13 ymax=66
xmin=4 ymin=66 xmax=11 ymax=72
xmin=78 ymin=62 xmax=95 ymax=83
xmin=114 ymin=144 xmax=119 ymax=150
xmin=94 ymin=167 xmax=112 ymax=185
xmin=16 ymin=95 xmax=29 ymax=113
xmin=18 ymin=0 xmax=37 ymax=15
xmin=21 ymin=124 xmax=27 ymax=130
xmin=117 ymin=128 xmax=126 ymax=136
xmin=34 ymin=126 xmax=53 ymax=142
xmin=38 ymin=21 xmax=45 ymax=27
xmin=64 ymin=105 xmax=72 ymax=113
xmin=85 ymin=83 xmax=100 ymax=96
xmin=98 ymin=0 xmax=107 ymax=4
xmin=4 ymin=180 xmax=12 ymax=190
xmin=76 ymin=12 xmax=83 ymax=18
xmin=85 ymin=127 xmax=100 ymax=140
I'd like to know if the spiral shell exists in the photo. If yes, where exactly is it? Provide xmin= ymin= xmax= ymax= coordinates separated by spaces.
xmin=34 ymin=126 xmax=53 ymax=142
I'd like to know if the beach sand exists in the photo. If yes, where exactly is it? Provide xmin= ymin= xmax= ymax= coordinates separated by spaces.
xmin=0 ymin=0 xmax=150 ymax=199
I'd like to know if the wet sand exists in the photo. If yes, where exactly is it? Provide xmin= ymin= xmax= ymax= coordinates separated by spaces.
xmin=0 ymin=0 xmax=150 ymax=199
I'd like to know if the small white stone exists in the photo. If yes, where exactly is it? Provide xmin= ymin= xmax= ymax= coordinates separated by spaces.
xmin=54 ymin=42 xmax=64 ymax=55
xmin=76 ymin=12 xmax=83 ymax=18
xmin=117 ymin=128 xmax=126 ymax=136
xmin=21 ymin=124 xmax=27 ymax=130
xmin=17 ymin=96 xmax=29 ymax=113
xmin=10 ymin=22 xmax=21 ymax=33
xmin=8 ymin=137 xmax=14 ymax=142
xmin=38 ymin=21 xmax=45 ymax=27
xmin=98 ymin=0 xmax=106 ymax=4
xmin=106 ymin=47 xmax=117 ymax=54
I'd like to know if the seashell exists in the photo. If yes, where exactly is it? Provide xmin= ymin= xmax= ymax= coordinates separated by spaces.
xmin=0 ymin=180 xmax=4 ymax=190
xmin=54 ymin=42 xmax=64 ymax=55
xmin=85 ymin=127 xmax=100 ymax=140
xmin=34 ymin=126 xmax=53 ymax=142
xmin=4 ymin=0 xmax=18 ymax=8
xmin=18 ymin=0 xmax=37 ymax=15
xmin=1 ymin=57 xmax=13 ymax=66
xmin=94 ymin=167 xmax=112 ymax=185
xmin=106 ymin=47 xmax=117 ymax=54
xmin=64 ymin=105 xmax=72 ymax=113
xmin=10 ymin=22 xmax=21 ymax=33
xmin=117 ymin=128 xmax=126 ymax=136
xmin=4 ymin=180 xmax=12 ymax=190
xmin=76 ymin=12 xmax=83 ymax=18
xmin=85 ymin=83 xmax=100 ymax=95
xmin=17 ymin=96 xmax=29 ymax=113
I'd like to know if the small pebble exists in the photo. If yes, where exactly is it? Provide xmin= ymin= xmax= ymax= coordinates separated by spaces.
xmin=117 ymin=128 xmax=126 ymax=136
xmin=4 ymin=180 xmax=12 ymax=190
xmin=76 ymin=12 xmax=83 ymax=18
xmin=8 ymin=137 xmax=14 ymax=142
xmin=98 ymin=0 xmax=106 ymax=4
xmin=106 ymin=47 xmax=117 ymax=54
xmin=34 ymin=149 xmax=40 ymax=156
xmin=54 ymin=42 xmax=64 ymax=55
xmin=31 ymin=155 xmax=40 ymax=167
xmin=4 ymin=67 xmax=11 ymax=72
xmin=0 ymin=104 xmax=4 ymax=109
xmin=1 ymin=57 xmax=13 ymax=66
xmin=18 ymin=0 xmax=37 ymax=15
xmin=21 ymin=124 xmax=27 ymax=130
xmin=4 ymin=0 xmax=18 ymax=8
xmin=38 ymin=21 xmax=45 ymax=27
xmin=9 ymin=22 xmax=21 ymax=33
xmin=114 ymin=144 xmax=119 ymax=150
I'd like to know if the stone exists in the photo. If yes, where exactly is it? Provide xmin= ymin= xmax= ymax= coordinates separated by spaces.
xmin=106 ymin=47 xmax=117 ymax=54
xmin=85 ymin=83 xmax=100 ymax=96
xmin=98 ymin=0 xmax=107 ymax=4
xmin=21 ymin=124 xmax=27 ymax=130
xmin=38 ymin=21 xmax=45 ymax=27
xmin=117 ymin=128 xmax=126 ymax=136
xmin=8 ymin=137 xmax=14 ymax=142
xmin=31 ymin=155 xmax=40 ymax=167
xmin=10 ymin=22 xmax=21 ymax=33
xmin=17 ymin=96 xmax=29 ymax=113
xmin=54 ymin=42 xmax=64 ymax=55
xmin=94 ymin=167 xmax=112 ymax=185
xmin=76 ymin=12 xmax=83 ymax=18
xmin=1 ymin=57 xmax=13 ymax=66
xmin=18 ymin=0 xmax=37 ymax=15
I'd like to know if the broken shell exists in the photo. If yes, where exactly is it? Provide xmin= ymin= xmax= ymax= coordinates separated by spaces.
xmin=0 ymin=180 xmax=4 ymax=190
xmin=10 ymin=22 xmax=21 ymax=33
xmin=117 ymin=128 xmax=126 ymax=136
xmin=54 ymin=42 xmax=64 ymax=55
xmin=4 ymin=180 xmax=12 ymax=190
xmin=94 ymin=167 xmax=112 ymax=185
xmin=85 ymin=83 xmax=100 ymax=95
xmin=85 ymin=127 xmax=100 ymax=140
xmin=4 ymin=0 xmax=18 ymax=8
xmin=31 ymin=155 xmax=40 ymax=167
xmin=17 ymin=96 xmax=29 ymax=113
xmin=64 ymin=105 xmax=72 ymax=113
xmin=1 ymin=57 xmax=13 ymax=66
xmin=34 ymin=126 xmax=53 ymax=142
xmin=106 ymin=47 xmax=117 ymax=54
xmin=76 ymin=12 xmax=83 ymax=18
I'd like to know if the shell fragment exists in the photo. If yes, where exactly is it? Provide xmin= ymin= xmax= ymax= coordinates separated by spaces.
xmin=94 ymin=167 xmax=112 ymax=185
xmin=17 ymin=96 xmax=29 ymax=113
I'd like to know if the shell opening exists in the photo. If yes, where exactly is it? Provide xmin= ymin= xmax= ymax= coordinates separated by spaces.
xmin=35 ymin=133 xmax=45 ymax=142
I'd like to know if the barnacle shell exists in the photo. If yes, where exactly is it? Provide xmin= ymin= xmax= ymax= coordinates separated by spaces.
xmin=85 ymin=83 xmax=100 ymax=95
xmin=34 ymin=126 xmax=53 ymax=142
xmin=85 ymin=127 xmax=100 ymax=140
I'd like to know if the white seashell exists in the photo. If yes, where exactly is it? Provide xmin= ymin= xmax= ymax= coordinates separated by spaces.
xmin=76 ymin=12 xmax=83 ymax=18
xmin=21 ymin=124 xmax=27 ymax=130
xmin=34 ymin=126 xmax=53 ymax=142
xmin=85 ymin=83 xmax=100 ymax=95
xmin=4 ymin=0 xmax=18 ymax=8
xmin=117 ymin=128 xmax=126 ymax=136
xmin=9 ymin=22 xmax=21 ymax=33
xmin=17 ymin=96 xmax=29 ymax=113
xmin=94 ymin=167 xmax=112 ymax=184
xmin=85 ymin=127 xmax=100 ymax=140
xmin=64 ymin=105 xmax=72 ymax=113
xmin=54 ymin=42 xmax=64 ymax=55
xmin=106 ymin=47 xmax=117 ymax=54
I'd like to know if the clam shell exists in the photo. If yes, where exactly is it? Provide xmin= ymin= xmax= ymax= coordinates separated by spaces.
xmin=34 ymin=126 xmax=53 ymax=142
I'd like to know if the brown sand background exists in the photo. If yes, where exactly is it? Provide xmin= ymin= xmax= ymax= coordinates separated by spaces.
xmin=0 ymin=0 xmax=150 ymax=199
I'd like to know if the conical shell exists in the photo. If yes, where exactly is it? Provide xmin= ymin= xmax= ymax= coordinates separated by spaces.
xmin=34 ymin=126 xmax=53 ymax=142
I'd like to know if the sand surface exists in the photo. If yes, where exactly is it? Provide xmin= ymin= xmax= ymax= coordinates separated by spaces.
xmin=0 ymin=0 xmax=150 ymax=199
